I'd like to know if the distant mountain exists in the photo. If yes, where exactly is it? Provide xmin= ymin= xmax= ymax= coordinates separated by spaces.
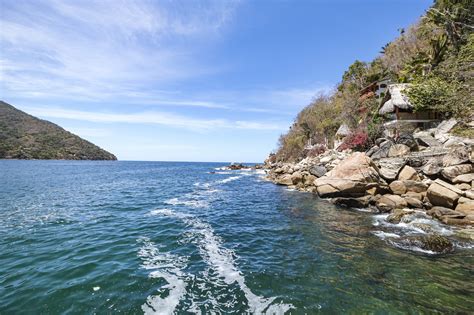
xmin=0 ymin=101 xmax=117 ymax=160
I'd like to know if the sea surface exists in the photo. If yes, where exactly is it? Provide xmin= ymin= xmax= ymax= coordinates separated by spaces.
xmin=1 ymin=160 xmax=473 ymax=314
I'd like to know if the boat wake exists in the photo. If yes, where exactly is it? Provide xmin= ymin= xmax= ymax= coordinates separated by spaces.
xmin=147 ymin=209 xmax=293 ymax=314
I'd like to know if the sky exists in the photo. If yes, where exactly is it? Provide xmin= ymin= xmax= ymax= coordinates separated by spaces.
xmin=0 ymin=0 xmax=433 ymax=162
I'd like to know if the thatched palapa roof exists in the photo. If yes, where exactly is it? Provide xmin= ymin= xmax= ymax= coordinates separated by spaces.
xmin=335 ymin=123 xmax=351 ymax=137
xmin=379 ymin=84 xmax=413 ymax=115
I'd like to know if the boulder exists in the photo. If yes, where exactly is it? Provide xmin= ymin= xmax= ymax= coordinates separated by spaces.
xmin=403 ymin=180 xmax=429 ymax=193
xmin=453 ymin=173 xmax=474 ymax=184
xmin=377 ymin=158 xmax=405 ymax=181
xmin=456 ymin=183 xmax=472 ymax=190
xmin=376 ymin=194 xmax=408 ymax=212
xmin=442 ymin=145 xmax=471 ymax=167
xmin=397 ymin=134 xmax=418 ymax=150
xmin=441 ymin=164 xmax=473 ymax=182
xmin=402 ymin=191 xmax=424 ymax=201
xmin=455 ymin=202 xmax=474 ymax=216
xmin=434 ymin=118 xmax=457 ymax=140
xmin=388 ymin=144 xmax=411 ymax=157
xmin=405 ymin=197 xmax=424 ymax=208
xmin=366 ymin=145 xmax=379 ymax=157
xmin=371 ymin=140 xmax=393 ymax=159
xmin=386 ymin=208 xmax=414 ymax=223
xmin=422 ymin=158 xmax=443 ymax=176
xmin=332 ymin=196 xmax=372 ymax=208
xmin=290 ymin=171 xmax=303 ymax=185
xmin=309 ymin=165 xmax=327 ymax=178
xmin=325 ymin=152 xmax=380 ymax=182
xmin=389 ymin=181 xmax=406 ymax=195
xmin=427 ymin=206 xmax=466 ymax=220
xmin=426 ymin=180 xmax=461 ymax=208
xmin=275 ymin=174 xmax=293 ymax=186
xmin=303 ymin=174 xmax=317 ymax=186
xmin=315 ymin=178 xmax=375 ymax=198
xmin=414 ymin=235 xmax=454 ymax=253
xmin=455 ymin=228 xmax=474 ymax=241
xmin=314 ymin=153 xmax=383 ymax=197
xmin=398 ymin=165 xmax=420 ymax=181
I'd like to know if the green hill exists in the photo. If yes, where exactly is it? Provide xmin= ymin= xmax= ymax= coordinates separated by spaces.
xmin=0 ymin=101 xmax=117 ymax=160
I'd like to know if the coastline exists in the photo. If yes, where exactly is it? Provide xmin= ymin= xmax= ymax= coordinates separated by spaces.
xmin=232 ymin=119 xmax=474 ymax=254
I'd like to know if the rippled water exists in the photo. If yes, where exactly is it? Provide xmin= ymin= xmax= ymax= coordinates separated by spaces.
xmin=1 ymin=161 xmax=473 ymax=313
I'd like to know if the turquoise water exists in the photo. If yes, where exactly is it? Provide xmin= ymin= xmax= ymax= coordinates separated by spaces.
xmin=1 ymin=160 xmax=473 ymax=314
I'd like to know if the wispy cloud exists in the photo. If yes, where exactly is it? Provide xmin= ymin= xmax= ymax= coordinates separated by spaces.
xmin=23 ymin=106 xmax=285 ymax=131
xmin=0 ymin=0 xmax=238 ymax=100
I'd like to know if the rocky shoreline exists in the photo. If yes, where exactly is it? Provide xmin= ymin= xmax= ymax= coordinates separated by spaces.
xmin=259 ymin=119 xmax=474 ymax=254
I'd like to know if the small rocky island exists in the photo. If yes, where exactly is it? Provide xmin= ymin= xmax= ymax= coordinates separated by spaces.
xmin=0 ymin=101 xmax=116 ymax=160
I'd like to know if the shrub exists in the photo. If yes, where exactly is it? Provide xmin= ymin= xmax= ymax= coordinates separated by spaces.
xmin=306 ymin=144 xmax=327 ymax=157
xmin=338 ymin=130 xmax=369 ymax=152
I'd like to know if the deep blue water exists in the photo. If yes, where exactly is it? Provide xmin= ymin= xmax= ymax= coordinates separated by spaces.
xmin=0 ymin=160 xmax=473 ymax=314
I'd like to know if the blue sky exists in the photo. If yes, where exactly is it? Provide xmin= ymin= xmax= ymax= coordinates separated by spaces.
xmin=0 ymin=0 xmax=432 ymax=162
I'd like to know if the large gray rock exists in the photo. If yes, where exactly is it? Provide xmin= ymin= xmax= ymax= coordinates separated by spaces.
xmin=309 ymin=165 xmax=327 ymax=178
xmin=377 ymin=158 xmax=405 ymax=181
xmin=371 ymin=140 xmax=393 ymax=159
xmin=422 ymin=158 xmax=443 ymax=176
xmin=442 ymin=145 xmax=471 ymax=167
xmin=427 ymin=179 xmax=461 ymax=208
xmin=315 ymin=179 xmax=375 ymax=197
xmin=441 ymin=164 xmax=473 ymax=182
xmin=388 ymin=144 xmax=411 ymax=157
xmin=386 ymin=208 xmax=414 ymax=223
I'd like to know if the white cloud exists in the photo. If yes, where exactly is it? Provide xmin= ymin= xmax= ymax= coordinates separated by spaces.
xmin=22 ymin=106 xmax=285 ymax=131
xmin=0 ymin=0 xmax=238 ymax=100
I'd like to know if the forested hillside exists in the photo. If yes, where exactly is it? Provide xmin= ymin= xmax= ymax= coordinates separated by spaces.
xmin=0 ymin=101 xmax=117 ymax=160
xmin=274 ymin=0 xmax=473 ymax=162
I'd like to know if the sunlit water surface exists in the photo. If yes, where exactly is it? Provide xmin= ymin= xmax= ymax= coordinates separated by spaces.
xmin=1 ymin=161 xmax=473 ymax=313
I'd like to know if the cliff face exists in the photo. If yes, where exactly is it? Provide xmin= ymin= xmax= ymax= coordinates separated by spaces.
xmin=0 ymin=101 xmax=117 ymax=160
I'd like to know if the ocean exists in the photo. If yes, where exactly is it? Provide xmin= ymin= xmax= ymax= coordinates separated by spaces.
xmin=1 ymin=160 xmax=473 ymax=313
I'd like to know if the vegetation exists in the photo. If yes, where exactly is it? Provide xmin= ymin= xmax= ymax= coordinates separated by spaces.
xmin=274 ymin=0 xmax=473 ymax=162
xmin=0 ymin=101 xmax=117 ymax=160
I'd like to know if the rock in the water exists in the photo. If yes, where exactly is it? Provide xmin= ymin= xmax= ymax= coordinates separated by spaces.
xmin=426 ymin=180 xmax=461 ymax=208
xmin=309 ymin=165 xmax=327 ymax=178
xmin=275 ymin=174 xmax=293 ymax=186
xmin=441 ymin=164 xmax=473 ymax=182
xmin=388 ymin=144 xmax=411 ymax=157
xmin=315 ymin=178 xmax=375 ymax=198
xmin=376 ymin=194 xmax=408 ymax=212
xmin=455 ymin=228 xmax=474 ymax=241
xmin=290 ymin=171 xmax=303 ymax=185
xmin=398 ymin=165 xmax=420 ymax=181
xmin=332 ymin=196 xmax=372 ymax=208
xmin=414 ymin=235 xmax=454 ymax=253
xmin=386 ymin=208 xmax=414 ymax=223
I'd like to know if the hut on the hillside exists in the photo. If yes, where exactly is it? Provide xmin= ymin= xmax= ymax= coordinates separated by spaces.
xmin=334 ymin=124 xmax=351 ymax=149
xmin=379 ymin=83 xmax=439 ymax=137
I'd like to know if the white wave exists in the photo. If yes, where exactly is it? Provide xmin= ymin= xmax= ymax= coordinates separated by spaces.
xmin=216 ymin=176 xmax=242 ymax=184
xmin=165 ymin=197 xmax=209 ymax=209
xmin=137 ymin=237 xmax=188 ymax=315
xmin=149 ymin=209 xmax=293 ymax=313
xmin=214 ymin=171 xmax=233 ymax=175
xmin=372 ymin=231 xmax=401 ymax=240
xmin=387 ymin=240 xmax=437 ymax=255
